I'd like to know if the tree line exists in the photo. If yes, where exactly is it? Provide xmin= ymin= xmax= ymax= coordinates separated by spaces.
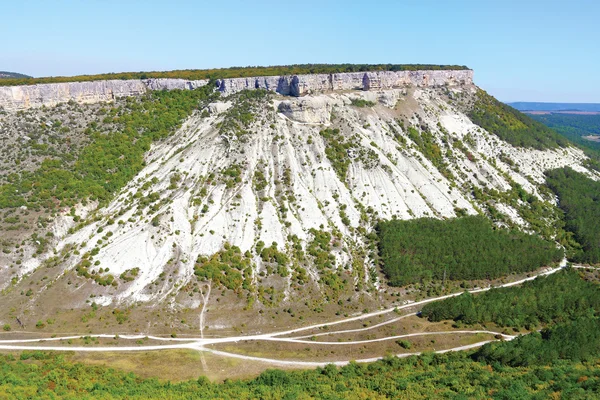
xmin=1 ymin=344 xmax=599 ymax=398
xmin=0 ymin=64 xmax=470 ymax=87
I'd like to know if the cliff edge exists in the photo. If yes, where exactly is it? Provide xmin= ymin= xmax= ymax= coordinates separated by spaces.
xmin=0 ymin=70 xmax=473 ymax=111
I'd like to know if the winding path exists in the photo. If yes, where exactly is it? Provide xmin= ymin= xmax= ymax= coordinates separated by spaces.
xmin=0 ymin=261 xmax=566 ymax=366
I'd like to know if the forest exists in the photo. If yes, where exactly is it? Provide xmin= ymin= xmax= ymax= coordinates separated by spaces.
xmin=376 ymin=216 xmax=562 ymax=286
xmin=0 ymin=64 xmax=469 ymax=87
xmin=474 ymin=314 xmax=600 ymax=366
xmin=545 ymin=167 xmax=600 ymax=264
xmin=468 ymin=89 xmax=569 ymax=149
xmin=1 ymin=342 xmax=600 ymax=398
xmin=420 ymin=269 xmax=600 ymax=329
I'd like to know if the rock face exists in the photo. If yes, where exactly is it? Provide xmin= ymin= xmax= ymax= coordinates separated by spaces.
xmin=216 ymin=70 xmax=473 ymax=96
xmin=0 ymin=70 xmax=473 ymax=111
xmin=0 ymin=78 xmax=209 ymax=111
xmin=143 ymin=78 xmax=209 ymax=91
xmin=0 ymin=80 xmax=146 ymax=110
xmin=277 ymin=97 xmax=331 ymax=124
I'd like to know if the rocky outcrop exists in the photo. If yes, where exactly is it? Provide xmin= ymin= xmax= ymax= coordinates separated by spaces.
xmin=0 ymin=70 xmax=473 ymax=111
xmin=0 ymin=78 xmax=209 ymax=111
xmin=217 ymin=70 xmax=473 ymax=96
xmin=143 ymin=78 xmax=209 ymax=91
xmin=277 ymin=97 xmax=331 ymax=124
xmin=0 ymin=80 xmax=147 ymax=111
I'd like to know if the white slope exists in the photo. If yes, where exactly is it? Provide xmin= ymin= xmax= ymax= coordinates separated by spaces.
xmin=24 ymin=86 xmax=591 ymax=304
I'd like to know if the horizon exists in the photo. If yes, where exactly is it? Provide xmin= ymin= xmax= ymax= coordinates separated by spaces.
xmin=2 ymin=0 xmax=599 ymax=103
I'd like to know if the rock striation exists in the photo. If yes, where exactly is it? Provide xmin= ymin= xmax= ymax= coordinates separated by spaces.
xmin=0 ymin=70 xmax=473 ymax=111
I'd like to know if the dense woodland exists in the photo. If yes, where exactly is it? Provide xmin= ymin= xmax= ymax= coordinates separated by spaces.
xmin=376 ymin=216 xmax=562 ymax=286
xmin=420 ymin=269 xmax=600 ymax=329
xmin=468 ymin=90 xmax=569 ymax=149
xmin=474 ymin=315 xmax=600 ymax=367
xmin=0 ymin=85 xmax=218 ymax=211
xmin=546 ymin=167 xmax=600 ymax=264
xmin=1 ymin=341 xmax=600 ymax=398
xmin=0 ymin=64 xmax=469 ymax=87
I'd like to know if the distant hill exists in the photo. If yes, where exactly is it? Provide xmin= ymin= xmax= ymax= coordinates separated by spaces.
xmin=508 ymin=102 xmax=600 ymax=112
xmin=0 ymin=71 xmax=31 ymax=79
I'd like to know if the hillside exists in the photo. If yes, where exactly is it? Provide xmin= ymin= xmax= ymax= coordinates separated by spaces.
xmin=0 ymin=71 xmax=31 ymax=79
xmin=0 ymin=69 xmax=596 ymax=337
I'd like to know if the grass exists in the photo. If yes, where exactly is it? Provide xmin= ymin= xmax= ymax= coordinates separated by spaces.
xmin=208 ymin=332 xmax=495 ymax=362
xmin=47 ymin=349 xmax=299 ymax=382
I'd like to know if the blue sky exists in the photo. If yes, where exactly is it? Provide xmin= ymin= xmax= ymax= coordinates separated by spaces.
xmin=2 ymin=0 xmax=598 ymax=102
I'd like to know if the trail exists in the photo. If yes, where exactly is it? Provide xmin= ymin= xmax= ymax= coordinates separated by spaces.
xmin=201 ymin=339 xmax=504 ymax=368
xmin=0 ymin=261 xmax=565 ymax=366
xmin=269 ymin=330 xmax=513 ymax=345
xmin=289 ymin=313 xmax=416 ymax=340
xmin=199 ymin=282 xmax=211 ymax=372
xmin=271 ymin=261 xmax=566 ymax=338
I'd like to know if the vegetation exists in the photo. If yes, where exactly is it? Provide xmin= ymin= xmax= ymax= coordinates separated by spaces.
xmin=468 ymin=89 xmax=568 ymax=149
xmin=421 ymin=269 xmax=599 ymax=329
xmin=530 ymin=113 xmax=600 ymax=151
xmin=530 ymin=113 xmax=600 ymax=171
xmin=546 ymin=167 xmax=600 ymax=264
xmin=219 ymin=89 xmax=269 ymax=142
xmin=377 ymin=216 xmax=562 ymax=286
xmin=194 ymin=243 xmax=253 ymax=291
xmin=319 ymin=128 xmax=379 ymax=181
xmin=220 ymin=164 xmax=243 ymax=188
xmin=406 ymin=126 xmax=451 ymax=178
xmin=350 ymin=98 xmax=376 ymax=108
xmin=0 ymin=64 xmax=469 ymax=86
xmin=306 ymin=229 xmax=347 ymax=297
xmin=474 ymin=314 xmax=600 ymax=366
xmin=0 ymin=85 xmax=218 ymax=210
xmin=258 ymin=241 xmax=289 ymax=277
xmin=3 ymin=266 xmax=600 ymax=398
xmin=2 ymin=349 xmax=600 ymax=398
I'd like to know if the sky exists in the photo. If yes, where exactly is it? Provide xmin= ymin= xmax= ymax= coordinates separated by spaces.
xmin=1 ymin=0 xmax=599 ymax=102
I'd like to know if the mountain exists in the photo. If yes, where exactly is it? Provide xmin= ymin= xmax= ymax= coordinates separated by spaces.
xmin=0 ymin=67 xmax=597 ymax=336
xmin=0 ymin=71 xmax=31 ymax=79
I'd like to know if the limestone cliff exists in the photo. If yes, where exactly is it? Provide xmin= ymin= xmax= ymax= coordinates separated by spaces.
xmin=0 ymin=70 xmax=473 ymax=111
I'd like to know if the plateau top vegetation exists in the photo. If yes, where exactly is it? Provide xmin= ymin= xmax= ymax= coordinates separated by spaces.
xmin=0 ymin=63 xmax=470 ymax=86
